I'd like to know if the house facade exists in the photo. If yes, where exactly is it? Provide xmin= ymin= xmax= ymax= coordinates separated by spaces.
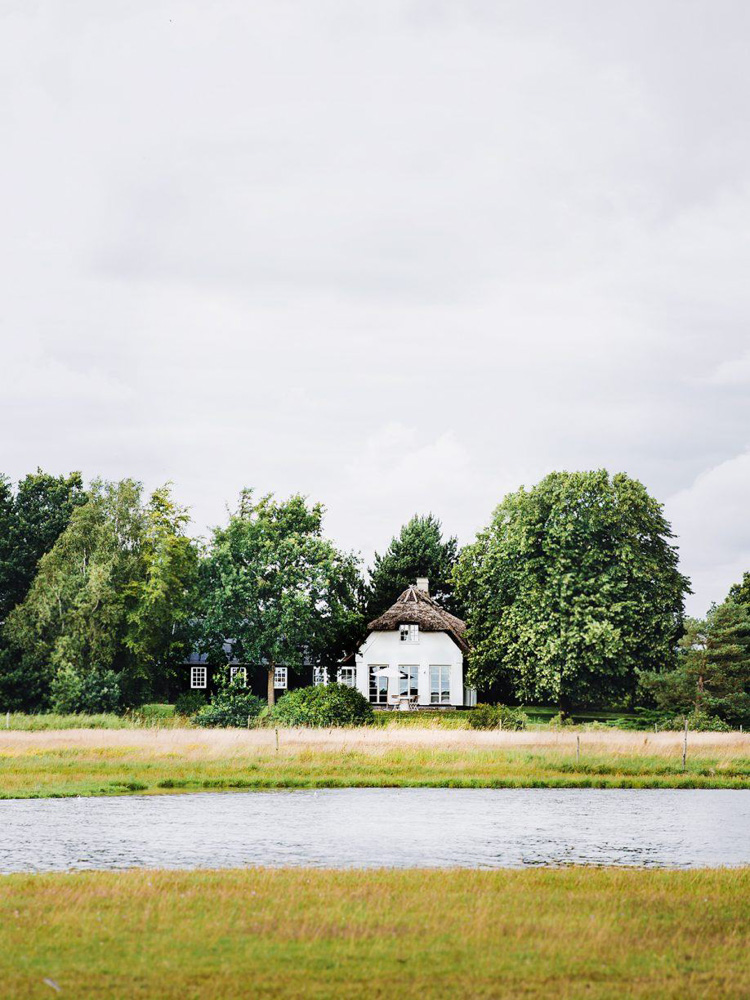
xmin=353 ymin=579 xmax=475 ymax=708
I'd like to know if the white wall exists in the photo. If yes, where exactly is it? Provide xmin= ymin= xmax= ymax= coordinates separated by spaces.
xmin=355 ymin=629 xmax=465 ymax=706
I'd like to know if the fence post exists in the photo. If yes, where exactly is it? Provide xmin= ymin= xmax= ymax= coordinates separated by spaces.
xmin=576 ymin=735 xmax=580 ymax=765
xmin=275 ymin=727 xmax=279 ymax=752
xmin=5 ymin=711 xmax=9 ymax=730
xmin=682 ymin=717 xmax=688 ymax=771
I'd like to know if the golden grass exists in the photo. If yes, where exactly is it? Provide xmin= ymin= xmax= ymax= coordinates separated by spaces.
xmin=1 ymin=867 xmax=748 ymax=998
xmin=0 ymin=728 xmax=748 ymax=796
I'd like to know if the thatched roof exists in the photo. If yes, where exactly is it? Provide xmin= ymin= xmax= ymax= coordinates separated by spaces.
xmin=367 ymin=585 xmax=469 ymax=653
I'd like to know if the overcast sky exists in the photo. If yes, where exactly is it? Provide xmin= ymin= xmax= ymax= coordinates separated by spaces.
xmin=2 ymin=1 xmax=749 ymax=614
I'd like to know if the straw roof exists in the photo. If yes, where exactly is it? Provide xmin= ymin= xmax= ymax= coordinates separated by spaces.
xmin=367 ymin=585 xmax=469 ymax=654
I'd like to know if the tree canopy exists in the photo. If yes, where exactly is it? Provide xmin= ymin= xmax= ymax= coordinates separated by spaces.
xmin=366 ymin=513 xmax=459 ymax=620
xmin=199 ymin=491 xmax=364 ymax=705
xmin=1 ymin=480 xmax=196 ymax=710
xmin=454 ymin=470 xmax=690 ymax=710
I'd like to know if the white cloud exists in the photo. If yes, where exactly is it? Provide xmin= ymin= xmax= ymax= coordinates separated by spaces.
xmin=1 ymin=0 xmax=750 ymax=609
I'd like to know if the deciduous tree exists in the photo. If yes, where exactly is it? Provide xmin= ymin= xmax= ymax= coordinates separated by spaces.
xmin=454 ymin=470 xmax=690 ymax=710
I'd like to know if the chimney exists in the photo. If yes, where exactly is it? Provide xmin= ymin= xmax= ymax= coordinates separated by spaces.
xmin=416 ymin=577 xmax=429 ymax=595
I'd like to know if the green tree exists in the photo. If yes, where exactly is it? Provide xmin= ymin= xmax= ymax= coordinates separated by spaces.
xmin=200 ymin=491 xmax=363 ymax=706
xmin=1 ymin=480 xmax=195 ymax=710
xmin=454 ymin=470 xmax=690 ymax=711
xmin=0 ymin=469 xmax=87 ymax=621
xmin=641 ymin=601 xmax=750 ymax=725
xmin=124 ymin=486 xmax=198 ymax=700
xmin=366 ymin=513 xmax=458 ymax=619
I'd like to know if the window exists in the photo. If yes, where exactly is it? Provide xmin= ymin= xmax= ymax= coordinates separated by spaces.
xmin=399 ymin=665 xmax=419 ymax=699
xmin=337 ymin=667 xmax=356 ymax=688
xmin=313 ymin=667 xmax=329 ymax=687
xmin=430 ymin=665 xmax=450 ymax=704
xmin=274 ymin=666 xmax=288 ymax=689
xmin=229 ymin=666 xmax=247 ymax=686
xmin=399 ymin=624 xmax=419 ymax=642
xmin=369 ymin=665 xmax=388 ymax=704
xmin=191 ymin=666 xmax=207 ymax=689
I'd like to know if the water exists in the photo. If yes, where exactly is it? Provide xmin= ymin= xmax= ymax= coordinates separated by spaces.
xmin=0 ymin=788 xmax=748 ymax=873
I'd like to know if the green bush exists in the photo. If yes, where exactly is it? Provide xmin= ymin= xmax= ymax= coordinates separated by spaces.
xmin=136 ymin=703 xmax=175 ymax=721
xmin=174 ymin=691 xmax=207 ymax=717
xmin=193 ymin=686 xmax=265 ymax=728
xmin=50 ymin=666 xmax=122 ymax=714
xmin=273 ymin=684 xmax=374 ymax=727
xmin=468 ymin=703 xmax=528 ymax=731
xmin=671 ymin=711 xmax=733 ymax=733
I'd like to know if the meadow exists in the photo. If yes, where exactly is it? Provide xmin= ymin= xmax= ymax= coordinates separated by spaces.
xmin=1 ymin=727 xmax=748 ymax=796
xmin=1 ymin=867 xmax=748 ymax=998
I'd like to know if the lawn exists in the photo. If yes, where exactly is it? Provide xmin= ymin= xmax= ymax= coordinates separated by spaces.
xmin=1 ymin=728 xmax=749 ymax=796
xmin=1 ymin=867 xmax=748 ymax=998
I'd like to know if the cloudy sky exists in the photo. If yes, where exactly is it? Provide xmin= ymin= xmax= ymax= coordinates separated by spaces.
xmin=3 ymin=1 xmax=749 ymax=614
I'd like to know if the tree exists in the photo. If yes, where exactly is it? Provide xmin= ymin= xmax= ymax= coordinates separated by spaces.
xmin=0 ymin=469 xmax=87 ymax=622
xmin=124 ymin=486 xmax=198 ymax=699
xmin=366 ymin=514 xmax=459 ymax=619
xmin=641 ymin=601 xmax=750 ymax=725
xmin=200 ymin=491 xmax=363 ymax=706
xmin=1 ymin=480 xmax=195 ymax=710
xmin=454 ymin=470 xmax=690 ymax=711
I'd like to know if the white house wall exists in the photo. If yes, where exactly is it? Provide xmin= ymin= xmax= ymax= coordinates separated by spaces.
xmin=355 ymin=630 xmax=465 ymax=707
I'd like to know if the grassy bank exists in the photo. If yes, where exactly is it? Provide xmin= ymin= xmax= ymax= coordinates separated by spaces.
xmin=1 ymin=728 xmax=749 ymax=796
xmin=1 ymin=867 xmax=748 ymax=998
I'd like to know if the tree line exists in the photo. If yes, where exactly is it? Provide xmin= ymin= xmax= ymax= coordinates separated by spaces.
xmin=0 ymin=468 xmax=748 ymax=725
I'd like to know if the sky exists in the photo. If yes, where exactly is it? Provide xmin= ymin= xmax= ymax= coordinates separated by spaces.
xmin=2 ymin=0 xmax=749 ymax=615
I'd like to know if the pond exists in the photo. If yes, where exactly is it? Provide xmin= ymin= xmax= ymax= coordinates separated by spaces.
xmin=1 ymin=788 xmax=748 ymax=873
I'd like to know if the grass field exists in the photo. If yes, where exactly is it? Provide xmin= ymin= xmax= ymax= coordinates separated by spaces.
xmin=1 ymin=728 xmax=749 ymax=796
xmin=1 ymin=867 xmax=748 ymax=998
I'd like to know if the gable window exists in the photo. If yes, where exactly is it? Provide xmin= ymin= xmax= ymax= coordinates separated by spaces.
xmin=369 ymin=665 xmax=388 ymax=704
xmin=399 ymin=665 xmax=419 ymax=699
xmin=229 ymin=666 xmax=247 ymax=686
xmin=191 ymin=666 xmax=207 ymax=689
xmin=337 ymin=667 xmax=355 ymax=688
xmin=400 ymin=624 xmax=419 ymax=643
xmin=274 ymin=667 xmax=288 ymax=689
xmin=313 ymin=667 xmax=329 ymax=687
xmin=429 ymin=664 xmax=450 ymax=705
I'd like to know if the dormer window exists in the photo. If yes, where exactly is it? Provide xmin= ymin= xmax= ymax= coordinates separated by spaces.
xmin=400 ymin=624 xmax=419 ymax=642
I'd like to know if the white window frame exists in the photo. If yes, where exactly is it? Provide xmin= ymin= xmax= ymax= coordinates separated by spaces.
xmin=274 ymin=666 xmax=288 ymax=689
xmin=229 ymin=665 xmax=247 ymax=686
xmin=191 ymin=665 xmax=207 ymax=689
xmin=398 ymin=665 xmax=419 ymax=699
xmin=337 ymin=667 xmax=356 ymax=688
xmin=313 ymin=667 xmax=329 ymax=687
xmin=429 ymin=664 xmax=451 ymax=705
xmin=369 ymin=665 xmax=388 ymax=704
xmin=399 ymin=623 xmax=419 ymax=643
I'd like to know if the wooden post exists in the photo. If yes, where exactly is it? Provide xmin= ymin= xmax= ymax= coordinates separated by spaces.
xmin=682 ymin=717 xmax=688 ymax=771
xmin=5 ymin=711 xmax=9 ymax=729
xmin=275 ymin=728 xmax=279 ymax=752
xmin=576 ymin=735 xmax=580 ymax=765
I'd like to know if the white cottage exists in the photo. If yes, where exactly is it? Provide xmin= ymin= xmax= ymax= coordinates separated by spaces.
xmin=354 ymin=579 xmax=476 ymax=709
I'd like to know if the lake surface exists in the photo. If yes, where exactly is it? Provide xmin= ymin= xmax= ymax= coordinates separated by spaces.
xmin=1 ymin=788 xmax=748 ymax=873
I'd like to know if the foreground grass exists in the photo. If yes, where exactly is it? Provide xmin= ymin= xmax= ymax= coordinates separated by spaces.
xmin=2 ymin=737 xmax=749 ymax=797
xmin=1 ymin=867 xmax=748 ymax=998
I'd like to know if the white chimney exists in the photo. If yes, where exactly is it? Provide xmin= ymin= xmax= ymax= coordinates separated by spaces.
xmin=416 ymin=577 xmax=429 ymax=595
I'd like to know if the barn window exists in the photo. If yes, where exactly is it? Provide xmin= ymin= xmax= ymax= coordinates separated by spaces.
xmin=337 ymin=667 xmax=356 ymax=688
xmin=274 ymin=667 xmax=288 ymax=689
xmin=313 ymin=667 xmax=329 ymax=686
xmin=191 ymin=666 xmax=207 ymax=689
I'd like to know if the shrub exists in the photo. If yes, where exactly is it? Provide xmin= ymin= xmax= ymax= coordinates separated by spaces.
xmin=136 ymin=703 xmax=176 ymax=721
xmin=174 ymin=691 xmax=207 ymax=717
xmin=273 ymin=684 xmax=374 ymax=727
xmin=468 ymin=703 xmax=528 ymax=731
xmin=193 ymin=687 xmax=265 ymax=728
xmin=50 ymin=666 xmax=122 ymax=714
xmin=670 ymin=711 xmax=733 ymax=733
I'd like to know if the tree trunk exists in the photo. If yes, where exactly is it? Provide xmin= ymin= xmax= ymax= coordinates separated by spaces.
xmin=267 ymin=668 xmax=275 ymax=708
